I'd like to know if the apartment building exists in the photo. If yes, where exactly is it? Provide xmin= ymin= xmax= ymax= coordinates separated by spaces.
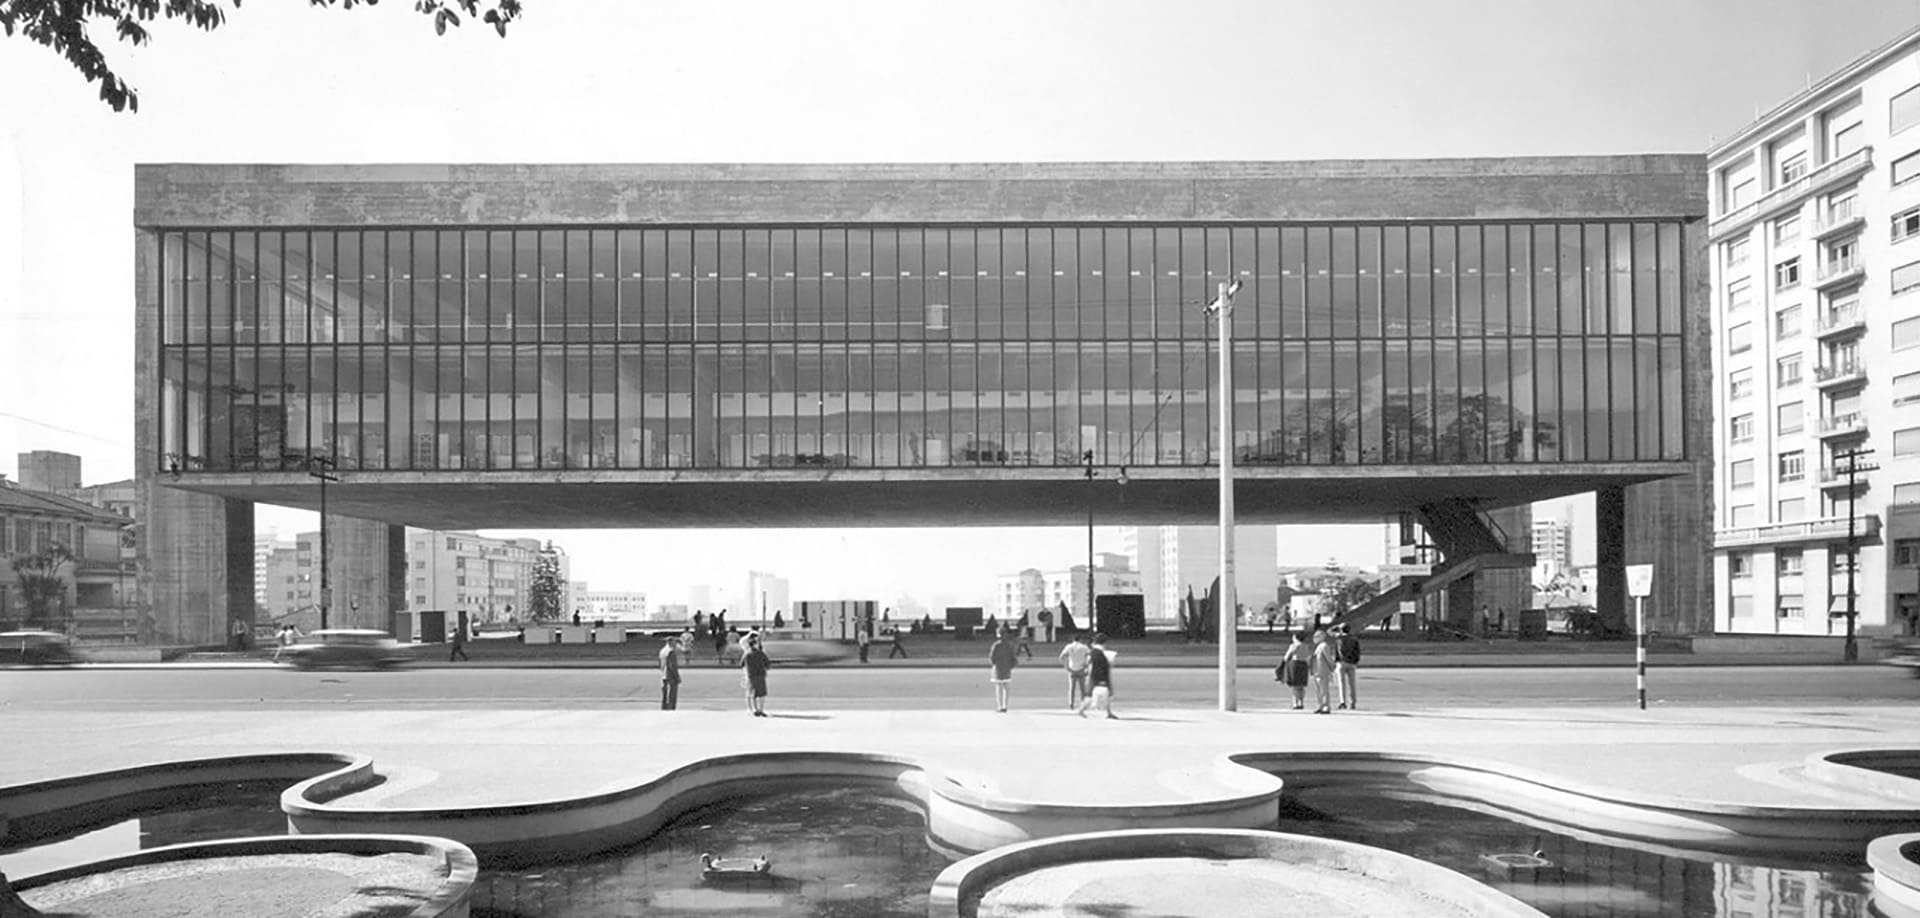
xmin=1707 ymin=24 xmax=1920 ymax=637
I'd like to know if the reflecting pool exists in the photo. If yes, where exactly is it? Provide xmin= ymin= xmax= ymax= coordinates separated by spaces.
xmin=0 ymin=781 xmax=289 ymax=878
xmin=471 ymin=786 xmax=952 ymax=918
xmin=1279 ymin=787 xmax=1873 ymax=918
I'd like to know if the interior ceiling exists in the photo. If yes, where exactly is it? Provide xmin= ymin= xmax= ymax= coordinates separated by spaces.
xmin=168 ymin=465 xmax=1690 ymax=530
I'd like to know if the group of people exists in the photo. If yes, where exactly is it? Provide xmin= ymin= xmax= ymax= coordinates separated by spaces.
xmin=657 ymin=629 xmax=772 ymax=715
xmin=1275 ymin=624 xmax=1362 ymax=713
xmin=989 ymin=628 xmax=1118 ymax=718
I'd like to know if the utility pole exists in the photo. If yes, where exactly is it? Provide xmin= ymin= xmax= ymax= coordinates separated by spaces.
xmin=1208 ymin=279 xmax=1243 ymax=711
xmin=1838 ymin=447 xmax=1877 ymax=662
xmin=1083 ymin=450 xmax=1097 ymax=636
xmin=307 ymin=454 xmax=339 ymax=630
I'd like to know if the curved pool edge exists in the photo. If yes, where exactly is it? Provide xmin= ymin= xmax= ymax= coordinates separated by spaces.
xmin=927 ymin=827 xmax=1547 ymax=918
xmin=8 ymin=833 xmax=476 ymax=918
xmin=1869 ymin=833 xmax=1920 ymax=918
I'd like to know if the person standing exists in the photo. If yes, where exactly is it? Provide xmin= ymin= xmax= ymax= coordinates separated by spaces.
xmin=1276 ymin=630 xmax=1311 ymax=709
xmin=659 ymin=634 xmax=683 ymax=710
xmin=1078 ymin=633 xmax=1118 ymax=719
xmin=1334 ymin=624 xmax=1362 ymax=710
xmin=857 ymin=627 xmax=872 ymax=664
xmin=988 ymin=626 xmax=1018 ymax=712
xmin=448 ymin=621 xmax=470 ymax=662
xmin=1058 ymin=632 xmax=1093 ymax=710
xmin=741 ymin=634 xmax=770 ymax=717
xmin=1308 ymin=629 xmax=1338 ymax=714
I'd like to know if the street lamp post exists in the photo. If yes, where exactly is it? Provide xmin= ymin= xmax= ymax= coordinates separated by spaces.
xmin=1207 ymin=279 xmax=1242 ymax=711
xmin=306 ymin=454 xmax=339 ymax=630
xmin=1838 ymin=447 xmax=1878 ymax=663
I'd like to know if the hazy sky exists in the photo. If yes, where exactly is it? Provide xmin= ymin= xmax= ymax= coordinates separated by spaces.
xmin=4 ymin=0 xmax=1918 ymax=606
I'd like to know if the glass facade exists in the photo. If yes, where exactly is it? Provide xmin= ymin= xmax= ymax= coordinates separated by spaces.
xmin=156 ymin=223 xmax=1689 ymax=473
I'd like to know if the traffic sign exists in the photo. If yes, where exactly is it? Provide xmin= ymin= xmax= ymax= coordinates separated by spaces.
xmin=1626 ymin=564 xmax=1654 ymax=599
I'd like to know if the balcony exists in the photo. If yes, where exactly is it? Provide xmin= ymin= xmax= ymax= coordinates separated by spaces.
xmin=1814 ymin=362 xmax=1866 ymax=389
xmin=1714 ymin=512 xmax=1881 ymax=549
xmin=1711 ymin=148 xmax=1875 ymax=241
xmin=1817 ymin=465 xmax=1870 ymax=488
xmin=1816 ymin=303 xmax=1865 ymax=338
xmin=1818 ymin=411 xmax=1868 ymax=438
xmin=1815 ymin=256 xmax=1865 ymax=291
xmin=1813 ymin=199 xmax=1865 ymax=241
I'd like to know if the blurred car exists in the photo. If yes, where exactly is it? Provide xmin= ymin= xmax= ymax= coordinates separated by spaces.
xmin=756 ymin=631 xmax=856 ymax=665
xmin=0 ymin=630 xmax=86 ymax=666
xmin=280 ymin=629 xmax=415 ymax=669
xmin=1881 ymin=637 xmax=1920 ymax=677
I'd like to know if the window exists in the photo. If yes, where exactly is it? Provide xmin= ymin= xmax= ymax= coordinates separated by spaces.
xmin=1896 ymin=371 xmax=1920 ymax=405
xmin=1776 ymin=353 xmax=1802 ymax=386
xmin=1897 ymin=150 xmax=1920 ymax=185
xmin=1780 ymin=152 xmax=1808 ymax=184
xmin=1778 ymin=549 xmax=1804 ymax=575
xmin=1895 ymin=539 xmax=1920 ymax=566
xmin=413 ymin=560 xmax=425 ymax=569
xmin=1728 ymin=321 xmax=1753 ymax=353
xmin=1775 ymin=305 xmax=1802 ymax=339
xmin=1730 ymin=368 xmax=1754 ymax=400
xmin=1896 ymin=316 xmax=1920 ymax=349
xmin=1777 ymin=596 xmax=1805 ymax=619
xmin=1832 ymin=551 xmax=1859 ymax=574
xmin=1778 ymin=450 xmax=1805 ymax=481
xmin=1896 ymin=426 xmax=1920 ymax=457
xmin=1730 ymin=552 xmax=1753 ymax=577
xmin=1774 ymin=258 xmax=1801 ymax=289
xmin=1731 ymin=413 xmax=1754 ymax=441
xmin=1834 ymin=120 xmax=1864 ymax=157
xmin=1725 ymin=236 xmax=1751 ymax=267
xmin=1730 ymin=504 xmax=1756 ymax=526
xmin=1728 ymin=176 xmax=1756 ymax=211
xmin=1731 ymin=458 xmax=1755 ymax=488
xmin=1897 ymin=483 xmax=1920 ymax=505
xmin=1776 ymin=214 xmax=1801 ymax=247
xmin=1777 ymin=497 xmax=1806 ymax=521
xmin=1896 ymin=85 xmax=1920 ymax=134
xmin=1825 ymin=238 xmax=1857 ymax=274
xmin=1779 ymin=402 xmax=1804 ymax=434
xmin=1826 ymin=188 xmax=1858 ymax=224
xmin=1896 ymin=207 xmax=1920 ymax=243
xmin=1727 ymin=278 xmax=1753 ymax=310
xmin=446 ymin=538 xmax=457 ymax=550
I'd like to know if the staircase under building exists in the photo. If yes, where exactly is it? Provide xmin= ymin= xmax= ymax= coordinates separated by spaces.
xmin=1332 ymin=498 xmax=1534 ymax=633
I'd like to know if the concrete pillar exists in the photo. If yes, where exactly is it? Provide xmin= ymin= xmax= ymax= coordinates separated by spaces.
xmin=330 ymin=517 xmax=401 ymax=631
xmin=1445 ymin=576 xmax=1476 ymax=632
xmin=224 ymin=500 xmax=255 ymax=638
xmin=693 ymin=353 xmax=718 ymax=465
xmin=1596 ymin=485 xmax=1628 ymax=634
xmin=386 ymin=523 xmax=408 ymax=628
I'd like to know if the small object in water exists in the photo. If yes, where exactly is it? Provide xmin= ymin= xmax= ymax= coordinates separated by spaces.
xmin=1479 ymin=850 xmax=1555 ymax=880
xmin=700 ymin=853 xmax=772 ymax=881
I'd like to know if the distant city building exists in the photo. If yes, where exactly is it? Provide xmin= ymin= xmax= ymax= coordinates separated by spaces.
xmin=0 ymin=481 xmax=140 ymax=639
xmin=994 ymin=568 xmax=1046 ymax=622
xmin=405 ymin=529 xmax=565 ymax=626
xmin=1043 ymin=553 xmax=1141 ymax=625
xmin=575 ymin=585 xmax=648 ymax=620
xmin=657 ymin=603 xmax=690 ymax=622
xmin=744 ymin=570 xmax=790 ymax=621
xmin=1123 ymin=525 xmax=1278 ymax=622
xmin=60 ymin=478 xmax=136 ymax=520
xmin=1531 ymin=517 xmax=1574 ymax=582
xmin=16 ymin=450 xmax=82 ymax=493
xmin=1707 ymin=23 xmax=1920 ymax=637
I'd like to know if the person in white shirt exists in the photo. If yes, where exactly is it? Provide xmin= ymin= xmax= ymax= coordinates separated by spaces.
xmin=1058 ymin=632 xmax=1093 ymax=710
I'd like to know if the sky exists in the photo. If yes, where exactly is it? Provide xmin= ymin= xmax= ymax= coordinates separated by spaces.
xmin=4 ymin=0 xmax=1919 ymax=607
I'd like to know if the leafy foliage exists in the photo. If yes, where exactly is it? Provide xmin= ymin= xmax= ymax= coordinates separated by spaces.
xmin=526 ymin=544 xmax=562 ymax=622
xmin=9 ymin=544 xmax=75 ymax=629
xmin=0 ymin=0 xmax=520 ymax=112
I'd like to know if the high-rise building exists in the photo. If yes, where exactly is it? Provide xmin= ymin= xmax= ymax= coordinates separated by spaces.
xmin=16 ymin=451 xmax=82 ymax=492
xmin=744 ymin=571 xmax=790 ymax=622
xmin=1531 ymin=518 xmax=1573 ymax=580
xmin=1123 ymin=525 xmax=1278 ymax=624
xmin=994 ymin=568 xmax=1047 ymax=622
xmin=1707 ymin=23 xmax=1920 ymax=637
xmin=404 ymin=529 xmax=557 ymax=625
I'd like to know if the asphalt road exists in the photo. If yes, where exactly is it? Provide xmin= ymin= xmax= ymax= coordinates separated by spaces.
xmin=2 ymin=663 xmax=1917 ymax=711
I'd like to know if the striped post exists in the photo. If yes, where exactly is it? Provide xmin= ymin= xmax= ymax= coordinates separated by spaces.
xmin=1635 ymin=596 xmax=1646 ymax=711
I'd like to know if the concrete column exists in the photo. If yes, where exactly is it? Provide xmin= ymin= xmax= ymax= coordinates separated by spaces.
xmin=224 ymin=500 xmax=255 ymax=637
xmin=1596 ymin=485 xmax=1628 ymax=634
xmin=386 ymin=524 xmax=408 ymax=623
xmin=1445 ymin=576 xmax=1476 ymax=632
xmin=331 ymin=517 xmax=401 ymax=631
xmin=693 ymin=353 xmax=718 ymax=465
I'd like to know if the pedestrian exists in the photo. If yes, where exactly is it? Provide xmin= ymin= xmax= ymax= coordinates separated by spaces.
xmin=857 ymin=627 xmax=871 ymax=664
xmin=714 ymin=624 xmax=729 ymax=662
xmin=1078 ymin=633 xmax=1118 ymax=719
xmin=988 ymin=626 xmax=1018 ymax=712
xmin=659 ymin=634 xmax=683 ymax=710
xmin=1058 ymin=631 xmax=1093 ymax=710
xmin=1015 ymin=613 xmax=1033 ymax=660
xmin=1275 ymin=630 xmax=1311 ymax=709
xmin=741 ymin=633 xmax=770 ymax=717
xmin=1335 ymin=624 xmax=1362 ymax=710
xmin=1308 ymin=629 xmax=1337 ymax=714
xmin=272 ymin=624 xmax=294 ymax=662
xmin=449 ymin=620 xmax=470 ymax=662
xmin=888 ymin=630 xmax=909 ymax=658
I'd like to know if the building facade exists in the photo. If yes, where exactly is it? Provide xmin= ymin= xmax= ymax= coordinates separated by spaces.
xmin=1128 ymin=525 xmax=1280 ymax=624
xmin=995 ymin=568 xmax=1047 ymax=622
xmin=1707 ymin=24 xmax=1920 ymax=637
xmin=404 ymin=529 xmax=561 ymax=625
xmin=1531 ymin=517 xmax=1573 ymax=579
xmin=133 ymin=159 xmax=1713 ymax=643
xmin=575 ymin=585 xmax=649 ymax=620
xmin=744 ymin=570 xmax=790 ymax=622
xmin=16 ymin=451 xmax=83 ymax=493
xmin=0 ymin=482 xmax=139 ymax=638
